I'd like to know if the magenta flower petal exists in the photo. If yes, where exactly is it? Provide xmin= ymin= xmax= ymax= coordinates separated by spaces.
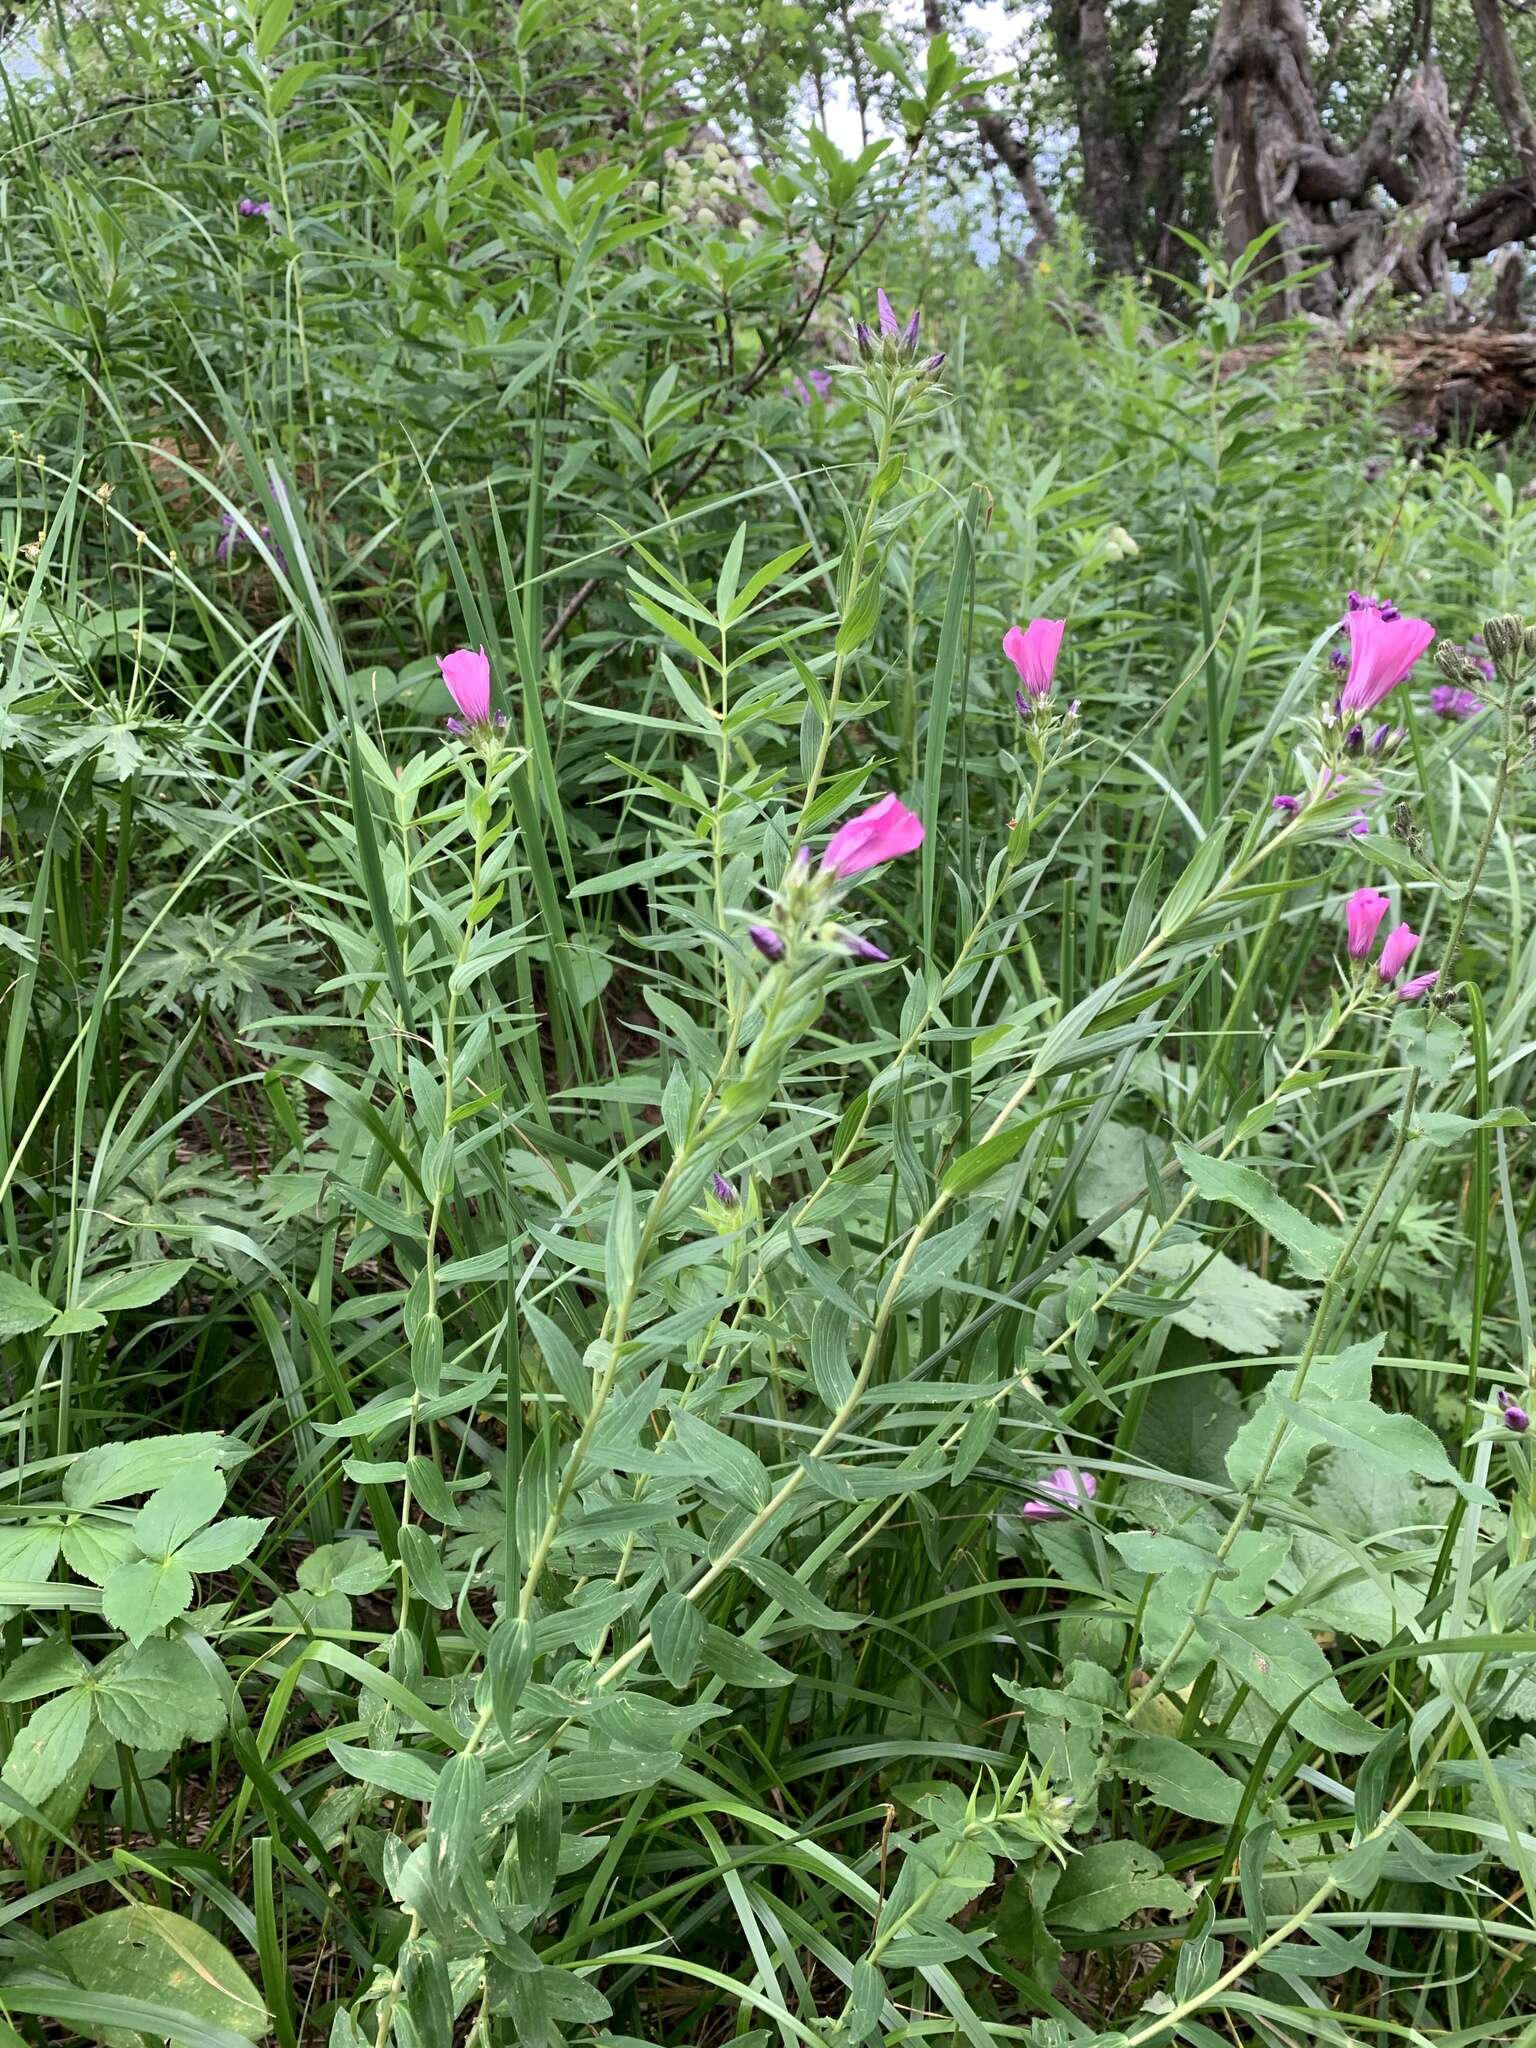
xmin=1002 ymin=620 xmax=1066 ymax=700
xmin=1339 ymin=606 xmax=1435 ymax=714
xmin=1376 ymin=922 xmax=1420 ymax=982
xmin=819 ymin=794 xmax=925 ymax=879
xmin=437 ymin=646 xmax=491 ymax=726
xmin=1344 ymin=887 xmax=1390 ymax=960
xmin=1021 ymin=1466 xmax=1097 ymax=1520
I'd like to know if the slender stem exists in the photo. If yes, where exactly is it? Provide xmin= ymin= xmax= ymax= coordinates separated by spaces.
xmin=790 ymin=400 xmax=898 ymax=848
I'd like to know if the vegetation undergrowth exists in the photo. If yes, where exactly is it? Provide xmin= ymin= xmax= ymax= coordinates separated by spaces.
xmin=1 ymin=5 xmax=1536 ymax=2047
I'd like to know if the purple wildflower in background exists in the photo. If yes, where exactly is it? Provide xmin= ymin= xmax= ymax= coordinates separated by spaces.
xmin=792 ymin=367 xmax=833 ymax=404
xmin=216 ymin=508 xmax=287 ymax=575
xmin=239 ymin=197 xmax=272 ymax=218
xmin=1429 ymin=683 xmax=1483 ymax=720
xmin=1022 ymin=1466 xmax=1097 ymax=1520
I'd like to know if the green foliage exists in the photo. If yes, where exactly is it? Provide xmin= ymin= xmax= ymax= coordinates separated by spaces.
xmin=1 ymin=5 xmax=1535 ymax=2047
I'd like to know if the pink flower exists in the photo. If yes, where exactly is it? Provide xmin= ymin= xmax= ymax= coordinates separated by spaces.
xmin=1339 ymin=603 xmax=1435 ymax=714
xmin=1376 ymin=922 xmax=1420 ymax=982
xmin=1003 ymin=620 xmax=1066 ymax=703
xmin=1022 ymin=1466 xmax=1097 ymax=1519
xmin=1396 ymin=970 xmax=1438 ymax=1003
xmin=438 ymin=646 xmax=491 ymax=726
xmin=819 ymin=795 xmax=924 ymax=879
xmin=1345 ymin=887 xmax=1390 ymax=959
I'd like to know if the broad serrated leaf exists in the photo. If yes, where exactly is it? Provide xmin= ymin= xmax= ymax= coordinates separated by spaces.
xmin=0 ymin=1270 xmax=56 ymax=1336
xmin=63 ymin=1434 xmax=248 ymax=1510
xmin=1 ymin=1686 xmax=94 ymax=1804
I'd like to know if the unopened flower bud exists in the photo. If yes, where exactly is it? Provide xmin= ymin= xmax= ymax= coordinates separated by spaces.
xmin=1498 ymin=1387 xmax=1531 ymax=1433
xmin=711 ymin=1172 xmax=739 ymax=1205
xmin=829 ymin=925 xmax=889 ymax=963
xmin=748 ymin=923 xmax=785 ymax=963
xmin=1483 ymin=615 xmax=1526 ymax=665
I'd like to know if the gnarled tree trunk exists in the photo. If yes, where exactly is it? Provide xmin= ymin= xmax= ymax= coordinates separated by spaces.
xmin=1206 ymin=0 xmax=1464 ymax=319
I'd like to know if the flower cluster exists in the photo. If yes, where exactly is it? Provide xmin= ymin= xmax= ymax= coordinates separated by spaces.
xmin=1278 ymin=592 xmax=1433 ymax=822
xmin=747 ymin=794 xmax=924 ymax=968
xmin=854 ymin=290 xmax=944 ymax=377
xmin=1343 ymin=888 xmax=1437 ymax=1001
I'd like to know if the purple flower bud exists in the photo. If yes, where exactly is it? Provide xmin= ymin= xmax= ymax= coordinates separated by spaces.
xmin=1498 ymin=1387 xmax=1530 ymax=1433
xmin=876 ymin=288 xmax=899 ymax=338
xmin=854 ymin=321 xmax=873 ymax=354
xmin=711 ymin=1172 xmax=739 ymax=1205
xmin=1329 ymin=648 xmax=1347 ymax=670
xmin=1272 ymin=794 xmax=1300 ymax=814
xmin=748 ymin=923 xmax=785 ymax=962
xmin=901 ymin=307 xmax=920 ymax=348
xmin=924 ymin=352 xmax=945 ymax=374
xmin=833 ymin=927 xmax=889 ymax=963
xmin=1345 ymin=723 xmax=1365 ymax=754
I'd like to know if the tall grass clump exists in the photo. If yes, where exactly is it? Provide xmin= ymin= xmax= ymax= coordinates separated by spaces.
xmin=0 ymin=6 xmax=1535 ymax=2047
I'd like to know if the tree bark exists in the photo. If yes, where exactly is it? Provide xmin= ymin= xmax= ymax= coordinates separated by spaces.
xmin=1204 ymin=0 xmax=1465 ymax=318
xmin=1469 ymin=0 xmax=1536 ymax=199
xmin=1050 ymin=0 xmax=1138 ymax=272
